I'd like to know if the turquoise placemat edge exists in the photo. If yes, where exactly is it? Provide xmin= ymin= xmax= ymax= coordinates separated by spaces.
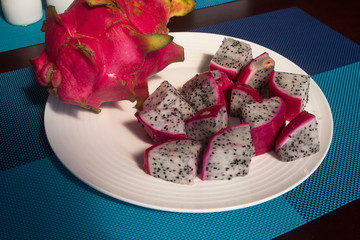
xmin=283 ymin=61 xmax=360 ymax=222
xmin=0 ymin=156 xmax=306 ymax=239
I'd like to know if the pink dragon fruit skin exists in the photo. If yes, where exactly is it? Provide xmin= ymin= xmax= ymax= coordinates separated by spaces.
xmin=269 ymin=71 xmax=310 ymax=121
xmin=31 ymin=0 xmax=195 ymax=112
xmin=144 ymin=138 xmax=203 ymax=184
xmin=135 ymin=108 xmax=186 ymax=143
xmin=209 ymin=38 xmax=253 ymax=80
xmin=241 ymin=96 xmax=286 ymax=156
xmin=275 ymin=111 xmax=320 ymax=161
xmin=236 ymin=52 xmax=275 ymax=98
xmin=185 ymin=104 xmax=229 ymax=143
xmin=201 ymin=123 xmax=255 ymax=181
xmin=212 ymin=70 xmax=234 ymax=112
xmin=230 ymin=83 xmax=262 ymax=118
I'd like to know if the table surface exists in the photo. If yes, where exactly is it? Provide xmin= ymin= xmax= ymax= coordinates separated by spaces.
xmin=1 ymin=0 xmax=359 ymax=239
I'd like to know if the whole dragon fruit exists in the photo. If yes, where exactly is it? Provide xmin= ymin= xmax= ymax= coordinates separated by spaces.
xmin=201 ymin=123 xmax=255 ymax=180
xmin=209 ymin=38 xmax=253 ymax=80
xmin=31 ymin=0 xmax=195 ymax=112
xmin=236 ymin=52 xmax=275 ymax=97
xmin=275 ymin=111 xmax=320 ymax=161
xmin=185 ymin=104 xmax=228 ymax=143
xmin=144 ymin=138 xmax=203 ymax=184
xmin=135 ymin=108 xmax=186 ymax=143
xmin=241 ymin=96 xmax=286 ymax=155
xmin=142 ymin=80 xmax=195 ymax=121
xmin=269 ymin=71 xmax=310 ymax=121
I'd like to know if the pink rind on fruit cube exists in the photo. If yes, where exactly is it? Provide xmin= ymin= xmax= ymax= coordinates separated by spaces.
xmin=275 ymin=110 xmax=316 ymax=149
xmin=209 ymin=61 xmax=238 ymax=80
xmin=135 ymin=111 xmax=186 ymax=143
xmin=269 ymin=71 xmax=303 ymax=121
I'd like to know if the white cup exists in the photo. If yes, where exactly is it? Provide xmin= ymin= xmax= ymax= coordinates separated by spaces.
xmin=1 ymin=0 xmax=43 ymax=26
xmin=46 ymin=0 xmax=74 ymax=14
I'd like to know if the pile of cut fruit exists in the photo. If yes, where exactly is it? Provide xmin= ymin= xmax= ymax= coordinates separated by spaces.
xmin=135 ymin=38 xmax=320 ymax=184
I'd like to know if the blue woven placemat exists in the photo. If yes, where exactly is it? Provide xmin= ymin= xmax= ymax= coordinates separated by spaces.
xmin=0 ymin=0 xmax=236 ymax=53
xmin=1 ymin=7 xmax=359 ymax=240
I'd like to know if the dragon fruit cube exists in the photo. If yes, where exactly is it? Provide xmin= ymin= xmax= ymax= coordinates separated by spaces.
xmin=236 ymin=52 xmax=275 ymax=98
xmin=241 ymin=96 xmax=286 ymax=155
xmin=135 ymin=108 xmax=186 ymax=143
xmin=185 ymin=104 xmax=228 ymax=143
xmin=202 ymin=123 xmax=255 ymax=180
xmin=144 ymin=139 xmax=203 ymax=184
xmin=142 ymin=80 xmax=195 ymax=121
xmin=275 ymin=111 xmax=320 ymax=161
xmin=209 ymin=37 xmax=252 ymax=80
xmin=181 ymin=71 xmax=226 ymax=112
xmin=269 ymin=71 xmax=310 ymax=121
xmin=230 ymin=83 xmax=262 ymax=119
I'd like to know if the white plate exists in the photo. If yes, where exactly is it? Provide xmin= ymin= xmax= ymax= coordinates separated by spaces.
xmin=44 ymin=32 xmax=333 ymax=212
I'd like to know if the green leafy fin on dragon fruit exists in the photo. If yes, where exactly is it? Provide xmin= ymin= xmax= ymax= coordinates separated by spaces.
xmin=185 ymin=104 xmax=229 ymax=143
xmin=236 ymin=52 xmax=275 ymax=98
xmin=135 ymin=108 xmax=186 ymax=143
xmin=142 ymin=80 xmax=195 ymax=121
xmin=31 ymin=0 xmax=195 ymax=112
xmin=275 ymin=111 xmax=320 ymax=161
xmin=230 ymin=83 xmax=262 ymax=120
xmin=201 ymin=123 xmax=255 ymax=181
xmin=181 ymin=71 xmax=226 ymax=112
xmin=269 ymin=71 xmax=310 ymax=121
xmin=241 ymin=96 xmax=286 ymax=156
xmin=209 ymin=38 xmax=253 ymax=80
xmin=144 ymin=138 xmax=203 ymax=184
xmin=169 ymin=0 xmax=196 ymax=17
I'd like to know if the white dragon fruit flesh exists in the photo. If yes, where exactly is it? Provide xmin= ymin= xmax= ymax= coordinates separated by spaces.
xmin=209 ymin=38 xmax=253 ymax=80
xmin=144 ymin=139 xmax=203 ymax=184
xmin=241 ymin=96 xmax=286 ymax=155
xmin=135 ymin=108 xmax=185 ymax=142
xmin=185 ymin=104 xmax=229 ymax=143
xmin=269 ymin=71 xmax=310 ymax=121
xmin=275 ymin=111 xmax=320 ymax=161
xmin=142 ymin=80 xmax=195 ymax=120
xmin=230 ymin=83 xmax=262 ymax=119
xmin=201 ymin=123 xmax=255 ymax=180
xmin=236 ymin=52 xmax=275 ymax=97
xmin=181 ymin=71 xmax=226 ymax=112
